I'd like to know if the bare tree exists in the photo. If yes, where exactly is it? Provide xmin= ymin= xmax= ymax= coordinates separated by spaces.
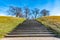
xmin=31 ymin=10 xmax=35 ymax=19
xmin=40 ymin=9 xmax=49 ymax=16
xmin=32 ymin=10 xmax=35 ymax=14
xmin=34 ymin=8 xmax=40 ymax=18
xmin=8 ymin=6 xmax=23 ymax=17
xmin=8 ymin=6 xmax=16 ymax=15
xmin=24 ymin=7 xmax=30 ymax=18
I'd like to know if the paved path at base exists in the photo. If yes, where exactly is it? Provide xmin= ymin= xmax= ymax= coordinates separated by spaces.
xmin=1 ymin=37 xmax=60 ymax=40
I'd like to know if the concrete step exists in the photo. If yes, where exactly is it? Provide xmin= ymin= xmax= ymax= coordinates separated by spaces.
xmin=8 ymin=32 xmax=54 ymax=34
xmin=6 ymin=34 xmax=56 ymax=37
xmin=13 ymin=30 xmax=52 ymax=32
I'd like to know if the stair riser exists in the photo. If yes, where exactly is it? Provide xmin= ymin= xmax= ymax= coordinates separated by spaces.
xmin=6 ymin=34 xmax=56 ymax=37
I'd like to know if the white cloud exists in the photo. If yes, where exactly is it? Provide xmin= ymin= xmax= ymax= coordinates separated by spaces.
xmin=0 ymin=13 xmax=7 ymax=16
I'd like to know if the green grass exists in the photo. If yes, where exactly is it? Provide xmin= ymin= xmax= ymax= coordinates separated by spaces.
xmin=0 ymin=16 xmax=26 ymax=38
xmin=37 ymin=16 xmax=60 ymax=37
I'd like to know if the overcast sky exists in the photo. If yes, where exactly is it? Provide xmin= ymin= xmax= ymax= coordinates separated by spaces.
xmin=0 ymin=0 xmax=60 ymax=16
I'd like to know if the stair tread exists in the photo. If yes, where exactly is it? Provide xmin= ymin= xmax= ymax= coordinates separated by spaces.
xmin=8 ymin=32 xmax=53 ymax=33
xmin=6 ymin=34 xmax=56 ymax=37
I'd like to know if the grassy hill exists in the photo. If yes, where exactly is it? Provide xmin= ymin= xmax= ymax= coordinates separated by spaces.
xmin=0 ymin=16 xmax=26 ymax=38
xmin=37 ymin=16 xmax=60 ymax=37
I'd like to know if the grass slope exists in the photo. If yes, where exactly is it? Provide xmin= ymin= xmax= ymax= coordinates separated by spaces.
xmin=0 ymin=16 xmax=25 ymax=38
xmin=37 ymin=16 xmax=60 ymax=36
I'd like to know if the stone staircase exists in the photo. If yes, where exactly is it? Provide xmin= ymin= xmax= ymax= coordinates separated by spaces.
xmin=6 ymin=20 xmax=56 ymax=37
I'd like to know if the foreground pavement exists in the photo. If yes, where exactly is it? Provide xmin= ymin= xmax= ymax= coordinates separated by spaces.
xmin=1 ymin=37 xmax=60 ymax=40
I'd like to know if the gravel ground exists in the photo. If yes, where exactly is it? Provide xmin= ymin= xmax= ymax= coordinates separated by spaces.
xmin=1 ymin=37 xmax=60 ymax=40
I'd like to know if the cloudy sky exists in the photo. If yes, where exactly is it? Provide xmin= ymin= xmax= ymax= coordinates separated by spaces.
xmin=0 ymin=0 xmax=60 ymax=16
